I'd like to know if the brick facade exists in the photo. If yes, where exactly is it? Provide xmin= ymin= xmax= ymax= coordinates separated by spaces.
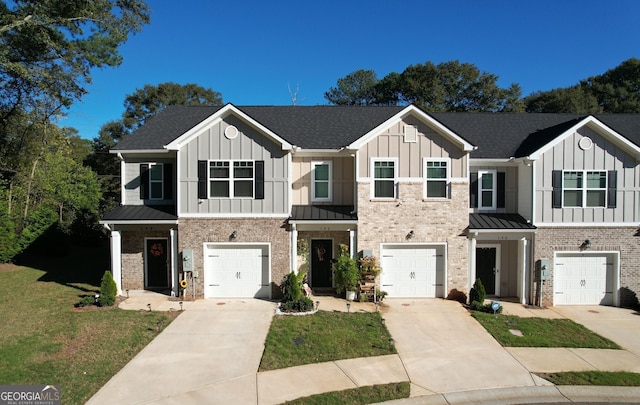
xmin=534 ymin=227 xmax=640 ymax=307
xmin=178 ymin=218 xmax=290 ymax=299
xmin=356 ymin=181 xmax=470 ymax=295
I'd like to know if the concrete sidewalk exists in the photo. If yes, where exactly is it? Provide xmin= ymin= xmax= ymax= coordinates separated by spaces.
xmin=88 ymin=294 xmax=640 ymax=404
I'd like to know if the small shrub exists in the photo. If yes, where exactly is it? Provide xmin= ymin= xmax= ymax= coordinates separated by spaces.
xmin=98 ymin=271 xmax=117 ymax=307
xmin=334 ymin=244 xmax=359 ymax=294
xmin=280 ymin=297 xmax=314 ymax=312
xmin=375 ymin=289 xmax=388 ymax=302
xmin=76 ymin=295 xmax=96 ymax=308
xmin=447 ymin=288 xmax=467 ymax=304
xmin=469 ymin=278 xmax=486 ymax=306
xmin=470 ymin=301 xmax=503 ymax=314
xmin=282 ymin=270 xmax=306 ymax=302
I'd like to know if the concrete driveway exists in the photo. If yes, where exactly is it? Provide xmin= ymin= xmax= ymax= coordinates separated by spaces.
xmin=551 ymin=305 xmax=640 ymax=356
xmin=87 ymin=299 xmax=275 ymax=405
xmin=381 ymin=299 xmax=544 ymax=396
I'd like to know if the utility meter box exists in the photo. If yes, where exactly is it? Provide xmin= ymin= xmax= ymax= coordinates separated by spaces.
xmin=538 ymin=258 xmax=551 ymax=280
xmin=182 ymin=249 xmax=193 ymax=272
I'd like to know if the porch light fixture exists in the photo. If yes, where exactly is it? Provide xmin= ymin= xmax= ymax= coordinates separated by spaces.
xmin=406 ymin=230 xmax=414 ymax=240
xmin=580 ymin=239 xmax=591 ymax=251
xmin=230 ymin=230 xmax=238 ymax=240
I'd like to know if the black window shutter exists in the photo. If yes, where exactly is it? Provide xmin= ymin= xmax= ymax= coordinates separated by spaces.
xmin=469 ymin=172 xmax=478 ymax=208
xmin=552 ymin=170 xmax=562 ymax=208
xmin=197 ymin=160 xmax=207 ymax=199
xmin=255 ymin=161 xmax=264 ymax=200
xmin=140 ymin=164 xmax=149 ymax=200
xmin=497 ymin=172 xmax=506 ymax=208
xmin=163 ymin=163 xmax=173 ymax=200
xmin=607 ymin=170 xmax=617 ymax=208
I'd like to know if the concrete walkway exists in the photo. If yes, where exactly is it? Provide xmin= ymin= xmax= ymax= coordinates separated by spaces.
xmin=87 ymin=294 xmax=640 ymax=404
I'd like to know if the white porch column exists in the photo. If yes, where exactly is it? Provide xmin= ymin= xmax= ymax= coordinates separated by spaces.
xmin=170 ymin=228 xmax=178 ymax=297
xmin=469 ymin=233 xmax=477 ymax=291
xmin=349 ymin=229 xmax=356 ymax=258
xmin=290 ymin=224 xmax=298 ymax=273
xmin=518 ymin=238 xmax=528 ymax=304
xmin=110 ymin=230 xmax=122 ymax=296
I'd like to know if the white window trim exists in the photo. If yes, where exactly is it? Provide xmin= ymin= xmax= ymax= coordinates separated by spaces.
xmin=563 ymin=170 xmax=607 ymax=208
xmin=403 ymin=125 xmax=418 ymax=143
xmin=149 ymin=163 xmax=163 ymax=200
xmin=370 ymin=157 xmax=398 ymax=199
xmin=423 ymin=158 xmax=450 ymax=199
xmin=208 ymin=159 xmax=255 ymax=199
xmin=311 ymin=161 xmax=332 ymax=202
xmin=478 ymin=170 xmax=497 ymax=210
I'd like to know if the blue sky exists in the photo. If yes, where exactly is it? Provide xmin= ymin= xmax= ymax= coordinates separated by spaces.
xmin=62 ymin=0 xmax=640 ymax=139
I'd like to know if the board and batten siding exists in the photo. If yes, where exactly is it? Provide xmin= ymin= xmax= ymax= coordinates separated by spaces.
xmin=358 ymin=116 xmax=467 ymax=179
xmin=535 ymin=125 xmax=640 ymax=223
xmin=122 ymin=155 xmax=176 ymax=206
xmin=179 ymin=116 xmax=289 ymax=215
xmin=291 ymin=156 xmax=355 ymax=205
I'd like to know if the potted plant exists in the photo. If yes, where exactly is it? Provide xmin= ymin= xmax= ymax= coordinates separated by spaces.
xmin=333 ymin=244 xmax=359 ymax=301
xmin=358 ymin=255 xmax=381 ymax=281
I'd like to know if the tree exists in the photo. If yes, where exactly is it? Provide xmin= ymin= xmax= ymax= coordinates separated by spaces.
xmin=325 ymin=62 xmax=523 ymax=112
xmin=324 ymin=69 xmax=379 ymax=105
xmin=0 ymin=0 xmax=151 ymax=129
xmin=122 ymin=82 xmax=223 ymax=131
xmin=525 ymin=58 xmax=640 ymax=113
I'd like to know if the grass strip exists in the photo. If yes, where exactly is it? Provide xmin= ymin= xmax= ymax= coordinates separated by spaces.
xmin=281 ymin=382 xmax=410 ymax=405
xmin=471 ymin=312 xmax=620 ymax=348
xmin=537 ymin=371 xmax=640 ymax=386
xmin=0 ymin=248 xmax=180 ymax=404
xmin=260 ymin=310 xmax=395 ymax=371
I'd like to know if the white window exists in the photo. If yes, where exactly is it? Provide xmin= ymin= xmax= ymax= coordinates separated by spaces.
xmin=424 ymin=159 xmax=449 ymax=198
xmin=564 ymin=170 xmax=606 ymax=207
xmin=403 ymin=125 xmax=418 ymax=143
xmin=478 ymin=170 xmax=496 ymax=210
xmin=372 ymin=159 xmax=397 ymax=199
xmin=149 ymin=163 xmax=163 ymax=200
xmin=311 ymin=161 xmax=332 ymax=202
xmin=209 ymin=160 xmax=254 ymax=198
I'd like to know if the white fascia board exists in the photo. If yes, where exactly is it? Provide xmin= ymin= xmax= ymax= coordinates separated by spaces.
xmin=535 ymin=222 xmax=640 ymax=227
xmin=468 ymin=228 xmax=537 ymax=234
xmin=110 ymin=149 xmax=170 ymax=154
xmin=289 ymin=220 xmax=358 ymax=225
xmin=164 ymin=103 xmax=292 ymax=151
xmin=292 ymin=148 xmax=348 ymax=156
xmin=99 ymin=220 xmax=179 ymax=225
xmin=348 ymin=105 xmax=475 ymax=152
xmin=529 ymin=116 xmax=640 ymax=160
xmin=179 ymin=213 xmax=290 ymax=219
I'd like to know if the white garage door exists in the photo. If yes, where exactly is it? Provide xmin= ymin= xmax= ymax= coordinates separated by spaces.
xmin=554 ymin=253 xmax=614 ymax=305
xmin=380 ymin=244 xmax=445 ymax=298
xmin=205 ymin=244 xmax=270 ymax=298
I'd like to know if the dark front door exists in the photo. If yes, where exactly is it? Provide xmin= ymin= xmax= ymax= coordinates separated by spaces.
xmin=311 ymin=239 xmax=333 ymax=288
xmin=146 ymin=238 xmax=169 ymax=289
xmin=476 ymin=247 xmax=496 ymax=295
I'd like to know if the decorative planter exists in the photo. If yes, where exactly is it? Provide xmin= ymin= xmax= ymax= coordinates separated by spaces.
xmin=346 ymin=290 xmax=356 ymax=301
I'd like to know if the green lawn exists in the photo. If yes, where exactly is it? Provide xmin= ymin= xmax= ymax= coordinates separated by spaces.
xmin=537 ymin=371 xmax=640 ymax=386
xmin=259 ymin=310 xmax=396 ymax=371
xmin=0 ymin=246 xmax=179 ymax=405
xmin=282 ymin=382 xmax=410 ymax=405
xmin=471 ymin=312 xmax=620 ymax=348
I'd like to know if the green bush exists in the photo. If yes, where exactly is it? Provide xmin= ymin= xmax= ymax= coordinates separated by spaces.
xmin=280 ymin=297 xmax=314 ymax=312
xmin=282 ymin=270 xmax=307 ymax=302
xmin=469 ymin=278 xmax=486 ymax=306
xmin=98 ymin=271 xmax=117 ymax=307
xmin=76 ymin=295 xmax=96 ymax=307
xmin=334 ymin=244 xmax=359 ymax=294
xmin=470 ymin=301 xmax=503 ymax=313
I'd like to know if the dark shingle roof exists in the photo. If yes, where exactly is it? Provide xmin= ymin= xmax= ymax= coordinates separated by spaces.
xmin=469 ymin=213 xmax=536 ymax=230
xmin=113 ymin=105 xmax=640 ymax=158
xmin=113 ymin=106 xmax=222 ymax=150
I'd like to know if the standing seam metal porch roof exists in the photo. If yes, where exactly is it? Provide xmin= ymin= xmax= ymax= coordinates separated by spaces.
xmin=469 ymin=213 xmax=536 ymax=230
